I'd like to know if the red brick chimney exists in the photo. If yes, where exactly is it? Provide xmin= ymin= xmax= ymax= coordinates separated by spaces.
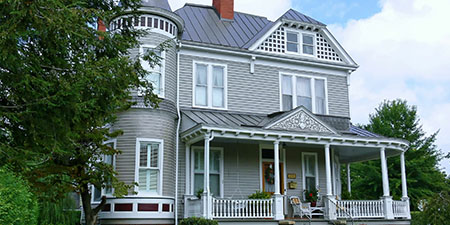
xmin=213 ymin=0 xmax=234 ymax=20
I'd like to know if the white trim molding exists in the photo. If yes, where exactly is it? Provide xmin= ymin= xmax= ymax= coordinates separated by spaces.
xmin=135 ymin=138 xmax=164 ymax=197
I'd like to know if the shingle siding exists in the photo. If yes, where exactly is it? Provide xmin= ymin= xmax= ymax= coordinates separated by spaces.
xmin=179 ymin=54 xmax=350 ymax=117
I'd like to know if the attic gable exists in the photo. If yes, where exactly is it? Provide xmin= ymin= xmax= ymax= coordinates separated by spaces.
xmin=264 ymin=107 xmax=337 ymax=134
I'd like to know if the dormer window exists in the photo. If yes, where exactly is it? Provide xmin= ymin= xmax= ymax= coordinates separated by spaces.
xmin=285 ymin=29 xmax=315 ymax=56
xmin=280 ymin=74 xmax=328 ymax=114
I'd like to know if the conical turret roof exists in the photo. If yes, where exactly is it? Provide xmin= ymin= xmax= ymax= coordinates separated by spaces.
xmin=141 ymin=0 xmax=172 ymax=11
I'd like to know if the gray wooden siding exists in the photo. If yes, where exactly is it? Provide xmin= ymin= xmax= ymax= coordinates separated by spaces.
xmin=178 ymin=54 xmax=350 ymax=117
xmin=113 ymin=108 xmax=177 ymax=197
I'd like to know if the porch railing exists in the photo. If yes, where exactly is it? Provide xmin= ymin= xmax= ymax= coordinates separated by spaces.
xmin=336 ymin=200 xmax=384 ymax=219
xmin=393 ymin=200 xmax=409 ymax=218
xmin=212 ymin=198 xmax=274 ymax=219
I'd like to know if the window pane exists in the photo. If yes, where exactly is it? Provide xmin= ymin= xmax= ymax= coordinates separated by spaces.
xmin=212 ymin=88 xmax=224 ymax=108
xmin=315 ymin=79 xmax=326 ymax=114
xmin=282 ymin=95 xmax=293 ymax=111
xmin=287 ymin=32 xmax=298 ymax=42
xmin=105 ymin=155 xmax=113 ymax=166
xmin=297 ymin=96 xmax=312 ymax=111
xmin=212 ymin=66 xmax=224 ymax=87
xmin=147 ymin=72 xmax=161 ymax=95
xmin=303 ymin=34 xmax=314 ymax=45
xmin=196 ymin=64 xmax=207 ymax=85
xmin=210 ymin=151 xmax=221 ymax=173
xmin=195 ymin=86 xmax=207 ymax=106
xmin=93 ymin=186 xmax=102 ymax=202
xmin=210 ymin=174 xmax=220 ymax=196
xmin=282 ymin=75 xmax=292 ymax=95
xmin=194 ymin=150 xmax=204 ymax=171
xmin=303 ymin=45 xmax=314 ymax=55
xmin=296 ymin=77 xmax=311 ymax=97
xmin=194 ymin=174 xmax=204 ymax=194
xmin=139 ymin=169 xmax=158 ymax=192
xmin=287 ymin=43 xmax=298 ymax=52
xmin=306 ymin=177 xmax=316 ymax=191
xmin=150 ymin=143 xmax=159 ymax=167
xmin=140 ymin=144 xmax=148 ymax=167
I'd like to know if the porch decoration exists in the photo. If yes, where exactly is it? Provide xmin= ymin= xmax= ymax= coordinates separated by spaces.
xmin=304 ymin=189 xmax=319 ymax=207
xmin=265 ymin=165 xmax=275 ymax=184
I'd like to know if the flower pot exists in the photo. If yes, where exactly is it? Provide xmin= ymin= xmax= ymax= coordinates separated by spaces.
xmin=311 ymin=202 xmax=317 ymax=207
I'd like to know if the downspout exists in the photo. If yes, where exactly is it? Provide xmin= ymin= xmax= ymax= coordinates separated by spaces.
xmin=174 ymin=40 xmax=182 ymax=225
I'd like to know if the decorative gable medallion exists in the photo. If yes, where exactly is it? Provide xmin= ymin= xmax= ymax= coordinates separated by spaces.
xmin=265 ymin=108 xmax=336 ymax=134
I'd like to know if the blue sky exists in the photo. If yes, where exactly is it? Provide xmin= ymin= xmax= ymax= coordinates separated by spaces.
xmin=292 ymin=0 xmax=381 ymax=25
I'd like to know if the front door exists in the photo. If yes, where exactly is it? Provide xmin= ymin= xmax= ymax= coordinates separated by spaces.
xmin=262 ymin=162 xmax=284 ymax=194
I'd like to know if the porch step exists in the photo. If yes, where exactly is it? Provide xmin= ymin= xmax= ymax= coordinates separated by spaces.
xmin=279 ymin=221 xmax=295 ymax=225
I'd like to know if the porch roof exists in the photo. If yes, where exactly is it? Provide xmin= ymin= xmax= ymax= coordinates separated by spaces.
xmin=181 ymin=108 xmax=409 ymax=162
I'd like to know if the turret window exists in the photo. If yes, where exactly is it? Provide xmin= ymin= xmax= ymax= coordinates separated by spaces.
xmin=140 ymin=46 xmax=165 ymax=98
xmin=110 ymin=15 xmax=177 ymax=37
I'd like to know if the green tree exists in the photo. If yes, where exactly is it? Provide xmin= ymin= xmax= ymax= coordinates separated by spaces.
xmin=411 ymin=191 xmax=450 ymax=225
xmin=0 ymin=167 xmax=38 ymax=225
xmin=0 ymin=1 xmax=163 ymax=224
xmin=347 ymin=100 xmax=449 ymax=210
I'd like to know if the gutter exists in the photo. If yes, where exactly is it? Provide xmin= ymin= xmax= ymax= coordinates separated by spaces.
xmin=174 ymin=41 xmax=182 ymax=225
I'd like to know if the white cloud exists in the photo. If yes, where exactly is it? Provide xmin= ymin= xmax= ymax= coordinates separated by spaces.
xmin=329 ymin=0 xmax=450 ymax=174
xmin=168 ymin=0 xmax=291 ymax=21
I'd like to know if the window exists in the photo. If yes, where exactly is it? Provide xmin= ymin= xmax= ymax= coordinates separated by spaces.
xmin=193 ymin=62 xmax=227 ymax=109
xmin=286 ymin=31 xmax=299 ymax=53
xmin=302 ymin=153 xmax=318 ymax=192
xmin=192 ymin=148 xmax=222 ymax=197
xmin=140 ymin=46 xmax=165 ymax=97
xmin=91 ymin=140 xmax=116 ymax=202
xmin=285 ymin=30 xmax=315 ymax=56
xmin=280 ymin=74 xmax=327 ymax=114
xmin=136 ymin=139 xmax=163 ymax=195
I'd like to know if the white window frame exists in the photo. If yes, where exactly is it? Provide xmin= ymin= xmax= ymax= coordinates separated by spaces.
xmin=301 ymin=152 xmax=319 ymax=191
xmin=284 ymin=28 xmax=316 ymax=57
xmin=192 ymin=61 xmax=228 ymax=110
xmin=190 ymin=146 xmax=224 ymax=198
xmin=139 ymin=44 xmax=166 ymax=98
xmin=91 ymin=139 xmax=117 ymax=203
xmin=134 ymin=138 xmax=164 ymax=197
xmin=279 ymin=72 xmax=329 ymax=114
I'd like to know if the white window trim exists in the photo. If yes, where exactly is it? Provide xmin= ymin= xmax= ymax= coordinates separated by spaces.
xmin=285 ymin=28 xmax=316 ymax=57
xmin=134 ymin=138 xmax=164 ymax=197
xmin=279 ymin=72 xmax=329 ymax=114
xmin=91 ymin=139 xmax=117 ymax=203
xmin=190 ymin=146 xmax=224 ymax=198
xmin=139 ymin=44 xmax=166 ymax=98
xmin=258 ymin=144 xmax=286 ymax=194
xmin=192 ymin=61 xmax=228 ymax=110
xmin=301 ymin=152 xmax=319 ymax=191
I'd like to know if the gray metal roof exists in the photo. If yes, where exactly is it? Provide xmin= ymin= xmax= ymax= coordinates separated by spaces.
xmin=175 ymin=4 xmax=273 ymax=49
xmin=175 ymin=4 xmax=325 ymax=49
xmin=141 ymin=0 xmax=172 ymax=11
xmin=280 ymin=9 xmax=325 ymax=26
xmin=181 ymin=108 xmax=381 ymax=138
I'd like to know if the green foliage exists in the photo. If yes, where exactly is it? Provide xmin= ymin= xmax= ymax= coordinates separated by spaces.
xmin=411 ymin=191 xmax=450 ymax=225
xmin=38 ymin=193 xmax=80 ymax=225
xmin=0 ymin=167 xmax=38 ymax=225
xmin=180 ymin=217 xmax=219 ymax=225
xmin=248 ymin=191 xmax=272 ymax=199
xmin=347 ymin=99 xmax=449 ymax=210
xmin=196 ymin=189 xmax=204 ymax=199
xmin=0 ymin=0 xmax=163 ymax=224
xmin=304 ymin=189 xmax=318 ymax=202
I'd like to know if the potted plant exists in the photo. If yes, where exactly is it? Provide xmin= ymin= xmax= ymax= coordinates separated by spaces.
xmin=304 ymin=189 xmax=319 ymax=207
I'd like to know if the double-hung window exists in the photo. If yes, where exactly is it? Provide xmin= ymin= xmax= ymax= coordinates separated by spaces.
xmin=136 ymin=138 xmax=162 ymax=195
xmin=286 ymin=30 xmax=315 ymax=56
xmin=92 ymin=140 xmax=116 ymax=202
xmin=302 ymin=153 xmax=318 ymax=192
xmin=192 ymin=148 xmax=223 ymax=197
xmin=194 ymin=62 xmax=227 ymax=109
xmin=280 ymin=74 xmax=327 ymax=114
xmin=140 ymin=46 xmax=165 ymax=97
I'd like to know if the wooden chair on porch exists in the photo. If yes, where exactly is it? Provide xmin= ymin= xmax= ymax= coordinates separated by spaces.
xmin=290 ymin=196 xmax=312 ymax=219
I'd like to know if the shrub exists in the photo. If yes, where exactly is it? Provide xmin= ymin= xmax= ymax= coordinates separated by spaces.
xmin=196 ymin=188 xmax=204 ymax=199
xmin=0 ymin=167 xmax=38 ymax=225
xmin=180 ymin=217 xmax=218 ymax=225
xmin=38 ymin=193 xmax=81 ymax=225
xmin=248 ymin=191 xmax=272 ymax=199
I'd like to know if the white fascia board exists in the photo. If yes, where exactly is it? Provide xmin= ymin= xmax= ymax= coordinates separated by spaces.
xmin=321 ymin=28 xmax=358 ymax=67
xmin=248 ymin=20 xmax=283 ymax=51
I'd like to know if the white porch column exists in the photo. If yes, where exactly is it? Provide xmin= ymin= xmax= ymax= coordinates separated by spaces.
xmin=202 ymin=133 xmax=212 ymax=219
xmin=324 ymin=144 xmax=337 ymax=220
xmin=347 ymin=163 xmax=351 ymax=194
xmin=273 ymin=140 xmax=284 ymax=220
xmin=400 ymin=151 xmax=411 ymax=219
xmin=380 ymin=147 xmax=394 ymax=219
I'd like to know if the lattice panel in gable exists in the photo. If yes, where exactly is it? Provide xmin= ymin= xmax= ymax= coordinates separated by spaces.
xmin=316 ymin=33 xmax=343 ymax=62
xmin=257 ymin=26 xmax=286 ymax=53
